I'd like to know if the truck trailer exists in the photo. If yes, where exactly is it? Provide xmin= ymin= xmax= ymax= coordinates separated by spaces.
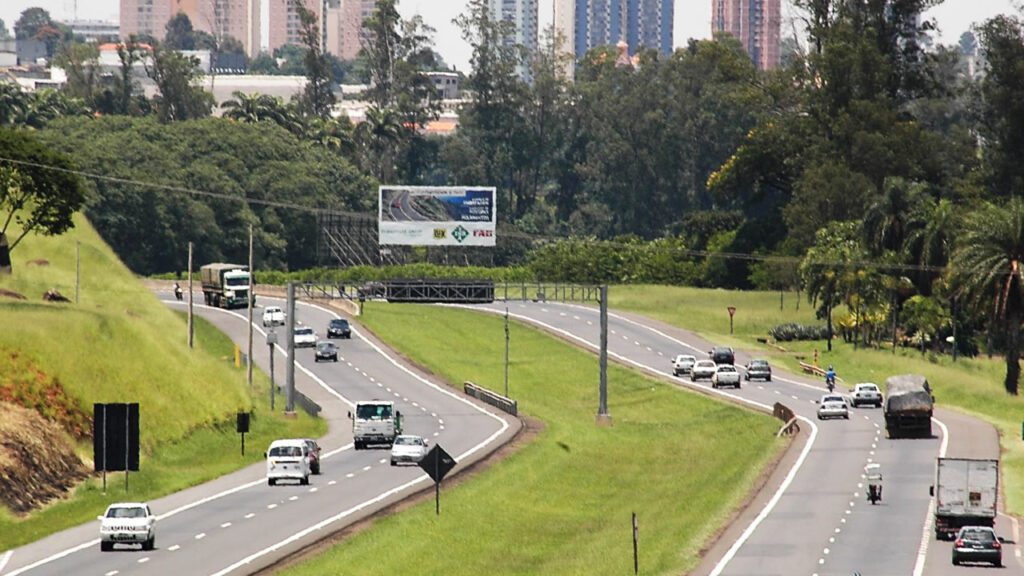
xmin=931 ymin=457 xmax=999 ymax=540
xmin=884 ymin=374 xmax=933 ymax=438
xmin=199 ymin=263 xmax=252 ymax=309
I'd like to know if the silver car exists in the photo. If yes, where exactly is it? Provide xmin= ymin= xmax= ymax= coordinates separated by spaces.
xmin=390 ymin=435 xmax=429 ymax=466
xmin=817 ymin=394 xmax=850 ymax=420
xmin=672 ymin=354 xmax=696 ymax=376
xmin=691 ymin=359 xmax=718 ymax=381
xmin=851 ymin=383 xmax=883 ymax=407
xmin=712 ymin=364 xmax=741 ymax=389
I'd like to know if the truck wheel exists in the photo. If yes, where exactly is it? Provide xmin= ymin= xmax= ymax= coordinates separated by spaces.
xmin=268 ymin=478 xmax=275 ymax=486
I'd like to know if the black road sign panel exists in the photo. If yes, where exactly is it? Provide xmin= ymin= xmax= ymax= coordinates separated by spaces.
xmin=419 ymin=444 xmax=456 ymax=483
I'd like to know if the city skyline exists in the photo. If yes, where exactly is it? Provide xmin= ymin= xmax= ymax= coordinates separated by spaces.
xmin=1 ymin=0 xmax=1019 ymax=72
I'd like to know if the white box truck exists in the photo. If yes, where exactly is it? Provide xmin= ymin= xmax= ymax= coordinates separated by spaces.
xmin=350 ymin=400 xmax=402 ymax=450
xmin=931 ymin=457 xmax=998 ymax=540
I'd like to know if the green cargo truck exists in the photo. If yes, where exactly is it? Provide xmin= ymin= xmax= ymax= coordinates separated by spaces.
xmin=199 ymin=263 xmax=252 ymax=309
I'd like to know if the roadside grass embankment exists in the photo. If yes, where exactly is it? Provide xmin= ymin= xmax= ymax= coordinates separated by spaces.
xmin=609 ymin=284 xmax=1024 ymax=516
xmin=0 ymin=214 xmax=324 ymax=550
xmin=281 ymin=303 xmax=784 ymax=576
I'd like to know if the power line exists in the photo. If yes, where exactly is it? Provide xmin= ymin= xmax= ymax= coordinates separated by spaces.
xmin=0 ymin=155 xmax=950 ymax=274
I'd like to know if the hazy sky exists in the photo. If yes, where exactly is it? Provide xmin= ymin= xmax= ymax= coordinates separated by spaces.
xmin=2 ymin=0 xmax=1019 ymax=71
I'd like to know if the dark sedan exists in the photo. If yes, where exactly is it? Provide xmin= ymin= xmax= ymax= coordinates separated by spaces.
xmin=952 ymin=526 xmax=1002 ymax=566
xmin=745 ymin=359 xmax=772 ymax=382
xmin=327 ymin=318 xmax=351 ymax=339
xmin=314 ymin=341 xmax=338 ymax=362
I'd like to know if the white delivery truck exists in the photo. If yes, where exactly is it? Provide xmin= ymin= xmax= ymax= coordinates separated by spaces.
xmin=931 ymin=457 xmax=998 ymax=539
xmin=350 ymin=400 xmax=402 ymax=450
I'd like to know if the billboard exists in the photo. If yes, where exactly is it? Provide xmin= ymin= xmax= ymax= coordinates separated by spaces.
xmin=379 ymin=186 xmax=497 ymax=246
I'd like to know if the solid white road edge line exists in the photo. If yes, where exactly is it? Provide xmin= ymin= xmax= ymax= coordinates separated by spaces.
xmin=912 ymin=416 xmax=950 ymax=576
xmin=200 ymin=299 xmax=512 ymax=575
xmin=0 ymin=551 xmax=12 ymax=573
xmin=452 ymin=303 xmax=824 ymax=574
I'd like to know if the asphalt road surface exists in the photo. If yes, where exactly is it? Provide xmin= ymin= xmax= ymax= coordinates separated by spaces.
xmin=466 ymin=300 xmax=1022 ymax=576
xmin=0 ymin=295 xmax=519 ymax=576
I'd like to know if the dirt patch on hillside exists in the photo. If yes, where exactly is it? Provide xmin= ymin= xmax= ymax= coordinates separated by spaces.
xmin=0 ymin=402 xmax=89 ymax=514
xmin=0 ymin=348 xmax=92 ymax=439
xmin=0 ymin=288 xmax=26 ymax=300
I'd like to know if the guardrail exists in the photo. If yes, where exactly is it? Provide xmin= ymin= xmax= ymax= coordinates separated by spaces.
xmin=773 ymin=402 xmax=799 ymax=436
xmin=275 ymin=384 xmax=322 ymax=418
xmin=464 ymin=381 xmax=517 ymax=416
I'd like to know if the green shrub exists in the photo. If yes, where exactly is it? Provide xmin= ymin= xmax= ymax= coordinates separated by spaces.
xmin=768 ymin=322 xmax=829 ymax=342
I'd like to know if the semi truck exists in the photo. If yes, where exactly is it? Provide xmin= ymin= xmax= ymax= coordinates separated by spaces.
xmin=199 ymin=263 xmax=252 ymax=309
xmin=931 ymin=457 xmax=999 ymax=540
xmin=350 ymin=400 xmax=402 ymax=450
xmin=884 ymin=374 xmax=933 ymax=438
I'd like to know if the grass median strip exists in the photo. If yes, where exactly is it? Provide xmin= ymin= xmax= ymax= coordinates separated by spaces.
xmin=281 ymin=303 xmax=783 ymax=576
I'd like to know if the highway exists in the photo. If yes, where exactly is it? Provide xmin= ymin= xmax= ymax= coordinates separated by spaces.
xmin=465 ymin=300 xmax=1022 ymax=576
xmin=2 ymin=294 xmax=1020 ymax=576
xmin=0 ymin=295 xmax=519 ymax=576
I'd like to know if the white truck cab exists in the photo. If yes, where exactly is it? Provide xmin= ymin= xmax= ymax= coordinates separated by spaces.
xmin=266 ymin=439 xmax=311 ymax=486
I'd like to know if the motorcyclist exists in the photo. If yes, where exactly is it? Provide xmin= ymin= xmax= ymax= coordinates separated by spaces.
xmin=173 ymin=282 xmax=183 ymax=301
xmin=825 ymin=365 xmax=836 ymax=392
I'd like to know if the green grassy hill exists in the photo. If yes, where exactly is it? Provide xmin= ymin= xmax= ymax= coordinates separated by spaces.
xmin=0 ymin=215 xmax=324 ymax=549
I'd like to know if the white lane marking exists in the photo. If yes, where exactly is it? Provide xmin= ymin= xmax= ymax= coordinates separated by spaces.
xmin=412 ymin=401 xmax=419 ymax=407
xmin=573 ymin=315 xmax=580 ymax=320
xmin=386 ymin=387 xmax=392 ymax=392
xmin=378 ymin=382 xmax=383 ymax=387
xmin=403 ymin=397 xmax=409 ymax=402
xmin=104 ymin=572 xmax=118 ymax=576
xmin=221 ymin=522 xmax=232 ymax=528
xmin=0 ymin=551 xmax=11 ymax=573
xmin=541 ymin=308 xmax=549 ymax=313
xmin=369 ymin=377 xmax=375 ymax=382
xmin=913 ymin=417 xmax=950 ymax=576
xmin=458 ymin=303 xmax=821 ymax=576
xmin=346 ymin=473 xmax=355 ymax=478
xmin=420 ymin=406 xmax=427 ymax=411
xmin=244 ymin=513 xmax=255 ymax=519
xmin=195 ymin=533 xmax=206 ymax=540
xmin=267 ymin=504 xmax=277 ymax=510
xmin=168 ymin=545 xmax=181 ymax=551
xmin=587 ymin=320 xmax=593 ymax=325
xmin=347 ymin=361 xmax=353 ymax=367
xmin=440 ymin=425 xmax=445 ymax=430
xmin=439 ymin=419 xmax=445 ymax=425
xmin=431 ymin=412 xmax=437 ymax=418
xmin=379 ymin=459 xmax=388 ymax=464
xmin=622 ymin=335 xmax=629 ymax=341
xmin=328 ymin=480 xmax=337 ymax=485
xmin=138 ymin=558 xmax=150 ymax=564
xmin=309 ymin=487 xmax=318 ymax=493
xmin=362 ymin=466 xmax=371 ymax=471
xmin=657 ymin=351 xmax=663 ymax=356
xmin=646 ymin=346 xmax=652 ymax=351
xmin=433 ymin=432 xmax=440 ymax=437
xmin=288 ymin=496 xmax=298 ymax=501
xmin=559 ymin=312 xmax=567 ymax=316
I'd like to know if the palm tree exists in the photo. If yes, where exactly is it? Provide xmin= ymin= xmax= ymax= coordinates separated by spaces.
xmin=0 ymin=82 xmax=28 ymax=126
xmin=221 ymin=91 xmax=304 ymax=134
xmin=355 ymin=106 xmax=405 ymax=181
xmin=950 ymin=198 xmax=1024 ymax=395
xmin=905 ymin=197 xmax=959 ymax=269
xmin=863 ymin=177 xmax=927 ymax=257
xmin=306 ymin=116 xmax=355 ymax=155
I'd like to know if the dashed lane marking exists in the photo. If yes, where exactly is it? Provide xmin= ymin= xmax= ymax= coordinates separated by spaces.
xmin=221 ymin=522 xmax=232 ymax=528
xmin=244 ymin=513 xmax=255 ymax=519
xmin=168 ymin=545 xmax=181 ymax=551
xmin=195 ymin=533 xmax=206 ymax=540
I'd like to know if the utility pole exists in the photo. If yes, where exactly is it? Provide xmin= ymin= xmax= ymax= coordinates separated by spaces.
xmin=285 ymin=282 xmax=296 ymax=414
xmin=504 ymin=306 xmax=510 ymax=397
xmin=187 ymin=242 xmax=194 ymax=349
xmin=597 ymin=285 xmax=611 ymax=425
xmin=75 ymin=241 xmax=80 ymax=304
xmin=247 ymin=224 xmax=254 ymax=389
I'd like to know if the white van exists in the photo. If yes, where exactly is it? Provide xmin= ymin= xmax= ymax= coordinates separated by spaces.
xmin=266 ymin=439 xmax=311 ymax=486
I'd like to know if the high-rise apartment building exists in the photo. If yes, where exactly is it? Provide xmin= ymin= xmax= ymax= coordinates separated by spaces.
xmin=267 ymin=0 xmax=321 ymax=54
xmin=120 ymin=0 xmax=174 ymax=40
xmin=711 ymin=0 xmax=780 ymax=70
xmin=555 ymin=0 xmax=673 ymax=67
xmin=489 ymin=0 xmax=538 ymax=80
xmin=336 ymin=0 xmax=376 ymax=60
xmin=120 ymin=0 xmax=261 ymax=56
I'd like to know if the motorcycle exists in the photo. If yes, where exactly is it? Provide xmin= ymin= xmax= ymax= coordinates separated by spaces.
xmin=826 ymin=374 xmax=836 ymax=393
xmin=865 ymin=463 xmax=882 ymax=505
xmin=174 ymin=284 xmax=183 ymax=301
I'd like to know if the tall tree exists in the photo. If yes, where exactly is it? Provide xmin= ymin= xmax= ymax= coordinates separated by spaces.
xmin=164 ymin=12 xmax=196 ymax=51
xmin=0 ymin=129 xmax=86 ymax=272
xmin=147 ymin=45 xmax=214 ymax=121
xmin=950 ymin=198 xmax=1024 ymax=395
xmin=800 ymin=221 xmax=867 ymax=351
xmin=14 ymin=8 xmax=52 ymax=40
xmin=0 ymin=19 xmax=11 ymax=40
xmin=292 ymin=0 xmax=335 ymax=119
xmin=976 ymin=16 xmax=1024 ymax=200
xmin=55 ymin=42 xmax=101 ymax=110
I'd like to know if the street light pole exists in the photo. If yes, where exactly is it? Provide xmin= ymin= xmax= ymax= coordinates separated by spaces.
xmin=285 ymin=282 xmax=296 ymax=414
xmin=504 ymin=306 xmax=510 ymax=398
xmin=597 ymin=285 xmax=610 ymax=424
xmin=247 ymin=224 xmax=254 ymax=389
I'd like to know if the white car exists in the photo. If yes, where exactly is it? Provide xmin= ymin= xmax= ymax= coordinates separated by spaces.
xmin=98 ymin=502 xmax=156 ymax=551
xmin=266 ymin=439 xmax=311 ymax=485
xmin=293 ymin=326 xmax=317 ymax=348
xmin=390 ymin=434 xmax=429 ymax=466
xmin=851 ymin=383 xmax=883 ymax=408
xmin=262 ymin=306 xmax=285 ymax=327
xmin=691 ymin=359 xmax=718 ymax=381
xmin=711 ymin=364 xmax=741 ymax=389
xmin=672 ymin=354 xmax=697 ymax=376
xmin=817 ymin=394 xmax=850 ymax=420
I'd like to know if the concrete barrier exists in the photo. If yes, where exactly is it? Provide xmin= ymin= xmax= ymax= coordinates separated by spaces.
xmin=464 ymin=381 xmax=517 ymax=416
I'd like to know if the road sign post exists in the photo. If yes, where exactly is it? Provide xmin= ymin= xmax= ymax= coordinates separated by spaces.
xmin=727 ymin=306 xmax=736 ymax=335
xmin=419 ymin=444 xmax=456 ymax=515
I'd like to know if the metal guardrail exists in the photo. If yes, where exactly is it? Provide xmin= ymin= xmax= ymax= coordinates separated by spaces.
xmin=464 ymin=381 xmax=517 ymax=416
xmin=275 ymin=384 xmax=322 ymax=418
